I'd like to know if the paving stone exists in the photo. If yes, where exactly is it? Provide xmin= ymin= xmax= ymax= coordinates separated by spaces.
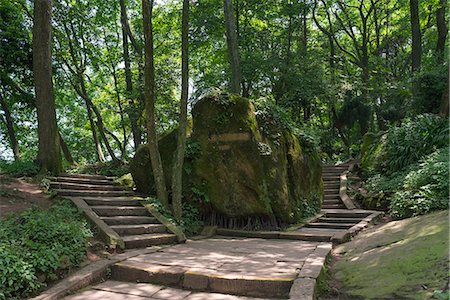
xmin=65 ymin=289 xmax=152 ymax=300
xmin=93 ymin=280 xmax=163 ymax=298
xmin=151 ymin=287 xmax=192 ymax=300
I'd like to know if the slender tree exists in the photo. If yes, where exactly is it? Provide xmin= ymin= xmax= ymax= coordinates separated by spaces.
xmin=224 ymin=0 xmax=242 ymax=94
xmin=171 ymin=0 xmax=189 ymax=220
xmin=33 ymin=0 xmax=62 ymax=175
xmin=0 ymin=91 xmax=20 ymax=161
xmin=435 ymin=0 xmax=447 ymax=63
xmin=409 ymin=0 xmax=421 ymax=72
xmin=143 ymin=0 xmax=168 ymax=207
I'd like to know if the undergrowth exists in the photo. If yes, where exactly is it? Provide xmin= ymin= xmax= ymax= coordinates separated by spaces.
xmin=361 ymin=114 xmax=449 ymax=219
xmin=143 ymin=197 xmax=203 ymax=236
xmin=0 ymin=200 xmax=92 ymax=299
xmin=0 ymin=160 xmax=39 ymax=177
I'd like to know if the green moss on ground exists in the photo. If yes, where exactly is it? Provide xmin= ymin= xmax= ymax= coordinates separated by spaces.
xmin=333 ymin=210 xmax=449 ymax=299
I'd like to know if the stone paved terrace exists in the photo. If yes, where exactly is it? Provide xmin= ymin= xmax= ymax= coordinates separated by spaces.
xmin=65 ymin=237 xmax=332 ymax=299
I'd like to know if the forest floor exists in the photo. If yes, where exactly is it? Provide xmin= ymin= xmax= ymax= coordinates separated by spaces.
xmin=0 ymin=174 xmax=52 ymax=218
xmin=322 ymin=210 xmax=449 ymax=300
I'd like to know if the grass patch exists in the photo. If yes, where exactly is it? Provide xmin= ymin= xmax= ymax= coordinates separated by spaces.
xmin=333 ymin=210 xmax=449 ymax=299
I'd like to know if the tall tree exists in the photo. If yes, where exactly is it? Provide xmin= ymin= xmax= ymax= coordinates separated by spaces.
xmin=172 ymin=0 xmax=189 ymax=221
xmin=143 ymin=0 xmax=168 ymax=207
xmin=409 ymin=0 xmax=421 ymax=72
xmin=224 ymin=0 xmax=242 ymax=94
xmin=33 ymin=0 xmax=62 ymax=174
xmin=435 ymin=0 xmax=447 ymax=63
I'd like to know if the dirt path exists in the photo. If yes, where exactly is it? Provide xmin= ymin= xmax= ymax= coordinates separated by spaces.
xmin=0 ymin=175 xmax=52 ymax=218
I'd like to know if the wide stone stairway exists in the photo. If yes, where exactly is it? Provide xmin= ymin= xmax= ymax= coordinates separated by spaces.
xmin=48 ymin=165 xmax=382 ymax=300
xmin=50 ymin=173 xmax=178 ymax=249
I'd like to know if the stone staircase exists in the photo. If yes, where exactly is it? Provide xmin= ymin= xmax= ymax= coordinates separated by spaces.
xmin=290 ymin=163 xmax=382 ymax=243
xmin=322 ymin=163 xmax=348 ymax=209
xmin=50 ymin=173 xmax=178 ymax=249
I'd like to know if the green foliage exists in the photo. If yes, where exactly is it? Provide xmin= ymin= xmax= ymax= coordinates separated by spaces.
xmin=0 ymin=200 xmax=92 ymax=299
xmin=363 ymin=114 xmax=448 ymax=174
xmin=143 ymin=197 xmax=204 ymax=236
xmin=389 ymin=148 xmax=449 ymax=218
xmin=0 ymin=160 xmax=39 ymax=177
xmin=365 ymin=147 xmax=449 ymax=219
xmin=412 ymin=64 xmax=449 ymax=114
xmin=71 ymin=161 xmax=129 ymax=177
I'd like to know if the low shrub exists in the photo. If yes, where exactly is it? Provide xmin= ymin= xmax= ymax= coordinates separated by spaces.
xmin=361 ymin=114 xmax=448 ymax=174
xmin=70 ymin=161 xmax=129 ymax=177
xmin=0 ymin=200 xmax=92 ymax=299
xmin=0 ymin=160 xmax=39 ymax=177
xmin=389 ymin=148 xmax=449 ymax=218
xmin=143 ymin=197 xmax=204 ymax=236
xmin=364 ymin=147 xmax=449 ymax=219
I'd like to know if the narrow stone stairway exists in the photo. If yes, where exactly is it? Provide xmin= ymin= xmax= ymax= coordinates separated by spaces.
xmin=322 ymin=163 xmax=348 ymax=209
xmin=50 ymin=173 xmax=178 ymax=249
xmin=291 ymin=163 xmax=382 ymax=243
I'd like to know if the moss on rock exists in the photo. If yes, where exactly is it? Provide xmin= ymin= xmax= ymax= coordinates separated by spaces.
xmin=130 ymin=92 xmax=323 ymax=226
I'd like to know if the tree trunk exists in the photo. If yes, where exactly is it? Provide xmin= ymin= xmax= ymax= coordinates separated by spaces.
xmin=302 ymin=1 xmax=308 ymax=52
xmin=77 ymin=73 xmax=118 ymax=162
xmin=143 ymin=0 xmax=168 ymax=207
xmin=120 ymin=0 xmax=142 ymax=150
xmin=59 ymin=131 xmax=75 ymax=164
xmin=170 ymin=0 xmax=189 ymax=220
xmin=86 ymin=99 xmax=105 ymax=162
xmin=224 ymin=0 xmax=242 ymax=94
xmin=33 ymin=0 xmax=62 ymax=175
xmin=436 ymin=0 xmax=447 ymax=63
xmin=409 ymin=0 xmax=422 ymax=72
xmin=111 ymin=64 xmax=127 ymax=158
xmin=172 ymin=0 xmax=189 ymax=221
xmin=0 ymin=92 xmax=20 ymax=161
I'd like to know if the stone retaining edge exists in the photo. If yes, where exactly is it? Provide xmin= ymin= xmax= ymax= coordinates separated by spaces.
xmin=289 ymin=243 xmax=332 ymax=300
xmin=340 ymin=171 xmax=356 ymax=210
xmin=70 ymin=197 xmax=125 ymax=249
xmin=31 ymin=247 xmax=167 ymax=300
xmin=143 ymin=203 xmax=187 ymax=243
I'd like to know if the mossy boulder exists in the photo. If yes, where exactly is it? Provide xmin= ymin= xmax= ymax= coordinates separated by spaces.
xmin=130 ymin=93 xmax=323 ymax=225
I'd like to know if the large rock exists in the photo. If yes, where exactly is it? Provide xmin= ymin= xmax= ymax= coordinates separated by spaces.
xmin=130 ymin=93 xmax=323 ymax=225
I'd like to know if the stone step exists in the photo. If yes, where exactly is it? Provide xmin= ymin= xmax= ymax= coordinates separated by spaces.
xmin=110 ymin=260 xmax=294 ymax=298
xmin=324 ymin=194 xmax=340 ymax=199
xmin=49 ymin=176 xmax=117 ymax=185
xmin=324 ymin=188 xmax=340 ymax=193
xmin=55 ymin=189 xmax=133 ymax=197
xmin=60 ymin=173 xmax=114 ymax=180
xmin=322 ymin=172 xmax=344 ymax=176
xmin=92 ymin=206 xmax=149 ymax=217
xmin=318 ymin=217 xmax=362 ymax=224
xmin=297 ymin=227 xmax=347 ymax=236
xmin=323 ymin=166 xmax=348 ymax=170
xmin=322 ymin=176 xmax=340 ymax=181
xmin=323 ymin=182 xmax=340 ymax=187
xmin=50 ymin=182 xmax=123 ymax=191
xmin=322 ymin=204 xmax=346 ymax=209
xmin=122 ymin=233 xmax=177 ymax=249
xmin=324 ymin=211 xmax=371 ymax=218
xmin=83 ymin=198 xmax=142 ymax=207
xmin=323 ymin=199 xmax=342 ymax=205
xmin=306 ymin=222 xmax=354 ymax=229
xmin=279 ymin=231 xmax=331 ymax=242
xmin=111 ymin=224 xmax=167 ymax=235
xmin=101 ymin=216 xmax=160 ymax=225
